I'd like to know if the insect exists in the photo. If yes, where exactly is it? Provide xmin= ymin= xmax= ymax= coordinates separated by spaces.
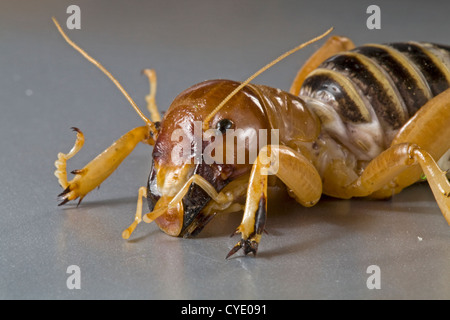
xmin=52 ymin=17 xmax=450 ymax=259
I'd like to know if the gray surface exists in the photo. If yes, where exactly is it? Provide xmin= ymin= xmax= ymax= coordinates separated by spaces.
xmin=1 ymin=0 xmax=450 ymax=299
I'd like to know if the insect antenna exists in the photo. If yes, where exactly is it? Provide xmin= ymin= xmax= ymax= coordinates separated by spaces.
xmin=202 ymin=27 xmax=334 ymax=130
xmin=51 ymin=17 xmax=157 ymax=135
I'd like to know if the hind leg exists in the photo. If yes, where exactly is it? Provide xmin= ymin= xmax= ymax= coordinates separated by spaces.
xmin=324 ymin=88 xmax=450 ymax=223
xmin=327 ymin=143 xmax=450 ymax=224
xmin=385 ymin=87 xmax=450 ymax=192
xmin=289 ymin=35 xmax=355 ymax=95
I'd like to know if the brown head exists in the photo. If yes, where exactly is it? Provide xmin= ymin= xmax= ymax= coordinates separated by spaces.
xmin=148 ymin=79 xmax=273 ymax=236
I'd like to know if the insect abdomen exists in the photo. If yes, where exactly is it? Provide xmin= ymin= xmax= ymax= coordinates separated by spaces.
xmin=300 ymin=42 xmax=450 ymax=159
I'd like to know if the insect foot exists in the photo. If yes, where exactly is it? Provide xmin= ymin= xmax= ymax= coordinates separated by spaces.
xmin=226 ymin=232 xmax=260 ymax=259
xmin=57 ymin=178 xmax=85 ymax=207
xmin=56 ymin=165 xmax=89 ymax=207
xmin=54 ymin=127 xmax=86 ymax=206
xmin=226 ymin=193 xmax=267 ymax=259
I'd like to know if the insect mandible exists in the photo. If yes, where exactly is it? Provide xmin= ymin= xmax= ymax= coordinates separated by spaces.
xmin=52 ymin=18 xmax=450 ymax=259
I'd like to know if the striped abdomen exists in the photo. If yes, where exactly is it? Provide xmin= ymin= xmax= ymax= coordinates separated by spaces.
xmin=300 ymin=42 xmax=450 ymax=161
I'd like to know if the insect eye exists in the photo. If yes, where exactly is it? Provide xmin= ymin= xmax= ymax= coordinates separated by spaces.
xmin=216 ymin=119 xmax=234 ymax=133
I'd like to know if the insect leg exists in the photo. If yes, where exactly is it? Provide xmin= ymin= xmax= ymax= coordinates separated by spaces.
xmin=382 ymin=87 xmax=450 ymax=196
xmin=227 ymin=145 xmax=322 ymax=259
xmin=142 ymin=69 xmax=161 ymax=122
xmin=121 ymin=174 xmax=236 ymax=239
xmin=55 ymin=127 xmax=85 ymax=193
xmin=289 ymin=35 xmax=355 ymax=96
xmin=142 ymin=174 xmax=234 ymax=224
xmin=122 ymin=186 xmax=147 ymax=239
xmin=55 ymin=126 xmax=151 ymax=206
xmin=326 ymin=143 xmax=450 ymax=224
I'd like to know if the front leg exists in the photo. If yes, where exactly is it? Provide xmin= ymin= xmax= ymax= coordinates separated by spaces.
xmin=55 ymin=126 xmax=151 ymax=205
xmin=227 ymin=145 xmax=322 ymax=258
